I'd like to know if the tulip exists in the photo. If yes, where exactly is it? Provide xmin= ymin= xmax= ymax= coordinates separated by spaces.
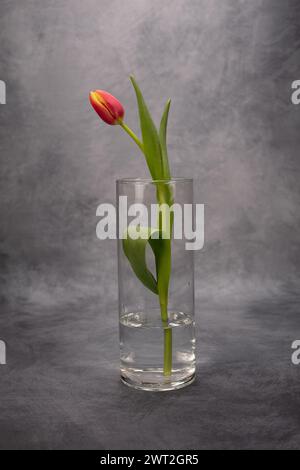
xmin=89 ymin=77 xmax=173 ymax=377
xmin=89 ymin=90 xmax=124 ymax=125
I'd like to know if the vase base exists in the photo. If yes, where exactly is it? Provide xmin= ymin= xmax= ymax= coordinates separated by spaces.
xmin=120 ymin=369 xmax=195 ymax=392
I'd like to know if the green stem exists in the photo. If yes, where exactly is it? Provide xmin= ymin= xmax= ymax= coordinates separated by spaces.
xmin=164 ymin=325 xmax=172 ymax=376
xmin=156 ymin=185 xmax=173 ymax=377
xmin=119 ymin=121 xmax=173 ymax=377
xmin=118 ymin=120 xmax=145 ymax=155
xmin=160 ymin=276 xmax=172 ymax=376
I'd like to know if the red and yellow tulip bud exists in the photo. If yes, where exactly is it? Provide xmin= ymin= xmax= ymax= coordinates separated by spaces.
xmin=89 ymin=90 xmax=124 ymax=125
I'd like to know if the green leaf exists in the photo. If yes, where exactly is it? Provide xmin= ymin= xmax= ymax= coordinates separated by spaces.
xmin=159 ymin=99 xmax=171 ymax=179
xmin=122 ymin=226 xmax=159 ymax=295
xmin=122 ymin=225 xmax=172 ymax=312
xmin=130 ymin=76 xmax=163 ymax=180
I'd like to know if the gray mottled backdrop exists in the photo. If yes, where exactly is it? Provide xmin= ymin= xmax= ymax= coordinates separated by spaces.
xmin=0 ymin=0 xmax=300 ymax=449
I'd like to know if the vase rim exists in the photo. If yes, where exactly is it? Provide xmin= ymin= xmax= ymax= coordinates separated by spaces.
xmin=116 ymin=177 xmax=193 ymax=184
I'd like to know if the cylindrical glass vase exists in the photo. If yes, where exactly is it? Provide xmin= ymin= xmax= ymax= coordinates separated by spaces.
xmin=117 ymin=178 xmax=195 ymax=391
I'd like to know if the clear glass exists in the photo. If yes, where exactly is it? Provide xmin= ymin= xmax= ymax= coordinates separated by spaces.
xmin=117 ymin=178 xmax=195 ymax=391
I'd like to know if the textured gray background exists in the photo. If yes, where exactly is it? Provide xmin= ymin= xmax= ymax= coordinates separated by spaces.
xmin=0 ymin=0 xmax=300 ymax=449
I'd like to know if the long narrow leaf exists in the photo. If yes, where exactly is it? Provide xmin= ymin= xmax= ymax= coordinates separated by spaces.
xmin=130 ymin=76 xmax=163 ymax=180
xmin=159 ymin=99 xmax=171 ymax=180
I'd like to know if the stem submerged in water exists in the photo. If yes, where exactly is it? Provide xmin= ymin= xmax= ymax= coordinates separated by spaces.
xmin=161 ymin=302 xmax=172 ymax=376
xmin=164 ymin=326 xmax=172 ymax=376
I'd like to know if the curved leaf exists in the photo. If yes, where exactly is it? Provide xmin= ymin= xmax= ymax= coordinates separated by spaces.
xmin=122 ymin=226 xmax=159 ymax=295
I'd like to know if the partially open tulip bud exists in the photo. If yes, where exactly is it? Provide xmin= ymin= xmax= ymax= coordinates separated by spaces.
xmin=89 ymin=90 xmax=124 ymax=125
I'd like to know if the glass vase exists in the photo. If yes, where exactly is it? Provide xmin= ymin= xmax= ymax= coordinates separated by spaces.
xmin=117 ymin=178 xmax=195 ymax=391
